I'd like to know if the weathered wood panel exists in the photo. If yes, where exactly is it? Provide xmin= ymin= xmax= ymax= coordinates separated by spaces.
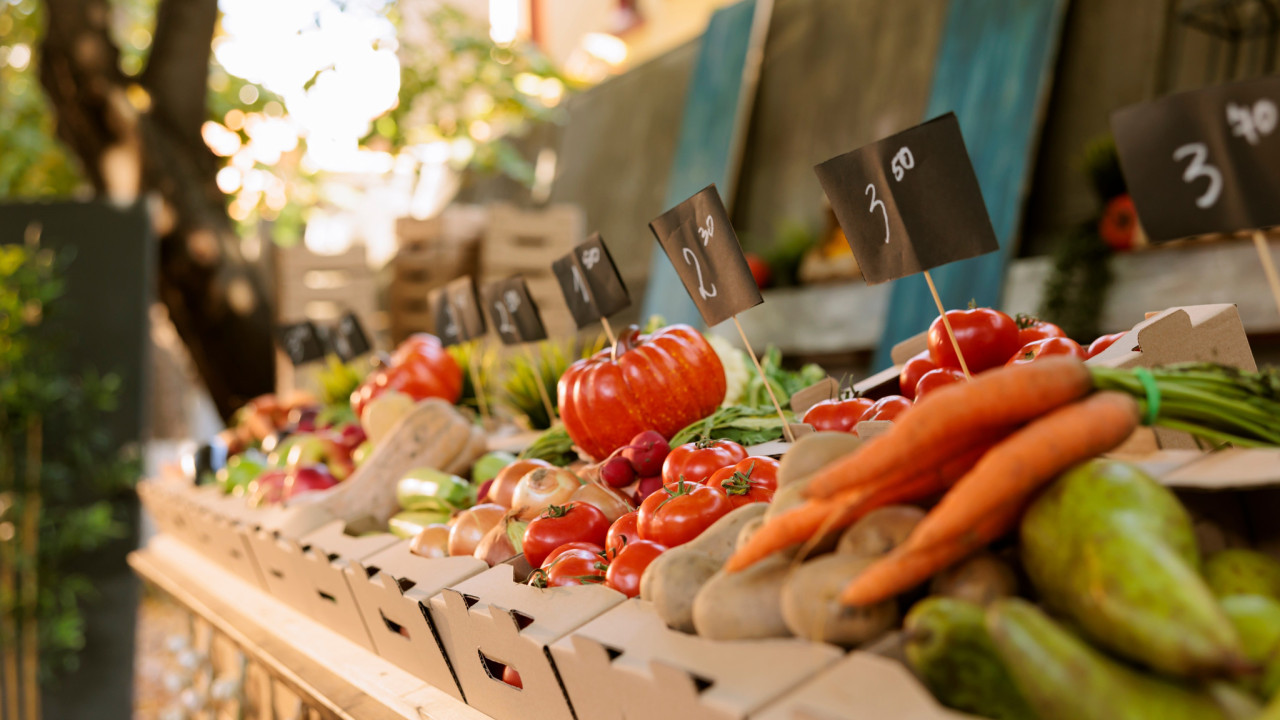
xmin=875 ymin=0 xmax=1069 ymax=368
xmin=548 ymin=41 xmax=698 ymax=327
xmin=733 ymin=0 xmax=948 ymax=246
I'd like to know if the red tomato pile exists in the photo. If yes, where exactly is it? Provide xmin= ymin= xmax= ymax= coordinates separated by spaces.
xmin=523 ymin=439 xmax=788 ymax=598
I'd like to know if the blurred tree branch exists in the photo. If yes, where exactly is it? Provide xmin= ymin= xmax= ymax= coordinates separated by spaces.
xmin=38 ymin=0 xmax=275 ymax=420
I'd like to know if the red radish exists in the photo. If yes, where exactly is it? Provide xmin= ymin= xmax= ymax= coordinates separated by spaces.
xmin=623 ymin=431 xmax=669 ymax=477
xmin=634 ymin=475 xmax=664 ymax=504
xmin=600 ymin=455 xmax=637 ymax=488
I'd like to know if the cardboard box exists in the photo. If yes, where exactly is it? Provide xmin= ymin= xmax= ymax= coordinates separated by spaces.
xmin=287 ymin=521 xmax=401 ymax=652
xmin=343 ymin=541 xmax=488 ymax=699
xmin=750 ymin=652 xmax=973 ymax=720
xmin=429 ymin=564 xmax=626 ymax=720
xmin=550 ymin=599 xmax=843 ymax=720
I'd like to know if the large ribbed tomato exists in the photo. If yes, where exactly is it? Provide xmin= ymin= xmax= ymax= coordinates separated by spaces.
xmin=558 ymin=324 xmax=726 ymax=461
xmin=351 ymin=334 xmax=462 ymax=416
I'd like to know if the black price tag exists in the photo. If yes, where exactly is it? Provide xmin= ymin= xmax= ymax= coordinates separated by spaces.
xmin=432 ymin=276 xmax=487 ymax=347
xmin=1112 ymin=76 xmax=1280 ymax=242
xmin=330 ymin=312 xmax=371 ymax=361
xmin=483 ymin=276 xmax=548 ymax=345
xmin=814 ymin=113 xmax=998 ymax=285
xmin=277 ymin=321 xmax=327 ymax=365
xmin=649 ymin=184 xmax=762 ymax=327
xmin=551 ymin=233 xmax=631 ymax=329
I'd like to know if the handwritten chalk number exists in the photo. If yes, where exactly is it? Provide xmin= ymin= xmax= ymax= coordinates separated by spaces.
xmin=682 ymin=247 xmax=717 ymax=300
xmin=571 ymin=264 xmax=589 ymax=302
xmin=1172 ymin=142 xmax=1223 ymax=209
xmin=865 ymin=184 xmax=890 ymax=244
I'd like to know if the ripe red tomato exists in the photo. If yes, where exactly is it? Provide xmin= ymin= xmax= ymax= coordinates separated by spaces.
xmin=1007 ymin=337 xmax=1087 ymax=366
xmin=745 ymin=253 xmax=772 ymax=289
xmin=801 ymin=397 xmax=875 ymax=433
xmin=1099 ymin=195 xmax=1138 ymax=251
xmin=351 ymin=333 xmax=462 ymax=416
xmin=502 ymin=666 xmax=522 ymax=689
xmin=898 ymin=351 xmax=936 ymax=400
xmin=605 ymin=512 xmax=640 ymax=560
xmin=558 ymin=325 xmax=726 ymax=461
xmin=914 ymin=367 xmax=966 ymax=400
xmin=928 ymin=308 xmax=1021 ymax=374
xmin=708 ymin=457 xmax=779 ymax=508
xmin=638 ymin=480 xmax=733 ymax=548
xmin=541 ymin=542 xmax=605 ymax=569
xmin=522 ymin=503 xmax=610 ymax=568
xmin=661 ymin=439 xmax=748 ymax=485
xmin=605 ymin=539 xmax=666 ymax=598
xmin=1015 ymin=315 xmax=1066 ymax=346
xmin=1087 ymin=332 xmax=1127 ymax=359
xmin=858 ymin=395 xmax=912 ymax=423
xmin=531 ymin=548 xmax=608 ymax=588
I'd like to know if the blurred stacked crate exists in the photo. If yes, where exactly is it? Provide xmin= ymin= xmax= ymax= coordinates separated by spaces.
xmin=389 ymin=205 xmax=487 ymax=344
xmin=479 ymin=203 xmax=584 ymax=340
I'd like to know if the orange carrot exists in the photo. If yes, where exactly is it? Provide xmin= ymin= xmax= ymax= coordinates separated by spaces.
xmin=724 ymin=438 xmax=1002 ymax=573
xmin=840 ymin=497 xmax=1025 ymax=606
xmin=903 ymin=391 xmax=1140 ymax=554
xmin=804 ymin=358 xmax=1093 ymax=500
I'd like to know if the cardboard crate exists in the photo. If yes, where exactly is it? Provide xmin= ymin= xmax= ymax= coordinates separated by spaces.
xmin=343 ymin=541 xmax=488 ymax=700
xmin=750 ymin=652 xmax=973 ymax=720
xmin=428 ymin=563 xmax=625 ymax=720
xmin=254 ymin=521 xmax=400 ymax=652
xmin=550 ymin=599 xmax=843 ymax=720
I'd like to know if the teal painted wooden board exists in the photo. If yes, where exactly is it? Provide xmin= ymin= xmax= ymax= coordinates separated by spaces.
xmin=874 ymin=0 xmax=1069 ymax=369
xmin=641 ymin=0 xmax=760 ymax=327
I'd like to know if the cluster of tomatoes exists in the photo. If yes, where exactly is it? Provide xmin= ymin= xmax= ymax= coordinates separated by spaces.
xmin=525 ymin=438 xmax=777 ymax=597
xmin=802 ymin=308 xmax=1126 ymax=433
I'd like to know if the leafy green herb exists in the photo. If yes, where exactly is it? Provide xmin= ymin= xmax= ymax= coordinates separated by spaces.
xmin=670 ymin=405 xmax=795 ymax=447
xmin=519 ymin=425 xmax=577 ymax=466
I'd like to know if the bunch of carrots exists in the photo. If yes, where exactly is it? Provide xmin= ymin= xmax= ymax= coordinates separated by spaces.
xmin=726 ymin=356 xmax=1280 ymax=607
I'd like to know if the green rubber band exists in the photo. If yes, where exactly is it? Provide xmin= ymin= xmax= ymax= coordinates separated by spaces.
xmin=1134 ymin=367 xmax=1161 ymax=425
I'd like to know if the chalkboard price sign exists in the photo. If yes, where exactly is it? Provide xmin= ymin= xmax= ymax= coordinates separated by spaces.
xmin=813 ymin=112 xmax=998 ymax=284
xmin=431 ymin=276 xmax=487 ymax=347
xmin=552 ymin=233 xmax=630 ymax=329
xmin=277 ymin=321 xmax=327 ymax=365
xmin=1112 ymin=76 xmax=1280 ymax=242
xmin=649 ymin=184 xmax=762 ymax=327
xmin=330 ymin=312 xmax=371 ymax=361
xmin=483 ymin=276 xmax=548 ymax=345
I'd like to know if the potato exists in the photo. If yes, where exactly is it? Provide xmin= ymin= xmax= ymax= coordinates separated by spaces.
xmin=692 ymin=553 xmax=793 ymax=640
xmin=736 ymin=515 xmax=766 ymax=550
xmin=837 ymin=505 xmax=926 ymax=558
xmin=640 ymin=503 xmax=768 ymax=632
xmin=928 ymin=552 xmax=1017 ymax=606
xmin=766 ymin=480 xmax=809 ymax=520
xmin=782 ymin=554 xmax=897 ymax=647
xmin=777 ymin=432 xmax=863 ymax=487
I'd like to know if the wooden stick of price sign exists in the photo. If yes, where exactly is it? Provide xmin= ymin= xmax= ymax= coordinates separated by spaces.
xmin=1112 ymin=76 xmax=1280 ymax=319
xmin=552 ymin=233 xmax=632 ymax=358
xmin=430 ymin=277 xmax=491 ymax=421
xmin=651 ymin=185 xmax=796 ymax=442
xmin=814 ymin=112 xmax=1002 ymax=381
xmin=482 ymin=276 xmax=558 ymax=425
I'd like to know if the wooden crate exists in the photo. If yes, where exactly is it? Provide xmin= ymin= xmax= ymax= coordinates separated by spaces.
xmin=480 ymin=204 xmax=584 ymax=340
xmin=274 ymin=242 xmax=378 ymax=391
xmin=389 ymin=206 xmax=487 ymax=344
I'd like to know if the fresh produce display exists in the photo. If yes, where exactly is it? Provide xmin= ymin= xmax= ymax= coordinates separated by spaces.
xmin=156 ymin=297 xmax=1280 ymax=720
xmin=557 ymin=324 xmax=727 ymax=460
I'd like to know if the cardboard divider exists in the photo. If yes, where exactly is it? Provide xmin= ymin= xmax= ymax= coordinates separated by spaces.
xmin=343 ymin=541 xmax=488 ymax=700
xmin=549 ymin=599 xmax=842 ymax=720
xmin=750 ymin=651 xmax=971 ymax=720
xmin=428 ymin=564 xmax=626 ymax=720
xmin=284 ymin=521 xmax=402 ymax=652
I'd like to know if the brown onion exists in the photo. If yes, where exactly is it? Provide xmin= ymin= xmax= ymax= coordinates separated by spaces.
xmin=409 ymin=524 xmax=451 ymax=559
xmin=512 ymin=467 xmax=581 ymax=520
xmin=448 ymin=503 xmax=506 ymax=557
xmin=571 ymin=481 xmax=635 ymax=524
xmin=488 ymin=459 xmax=552 ymax=508
xmin=474 ymin=516 xmax=528 ymax=567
